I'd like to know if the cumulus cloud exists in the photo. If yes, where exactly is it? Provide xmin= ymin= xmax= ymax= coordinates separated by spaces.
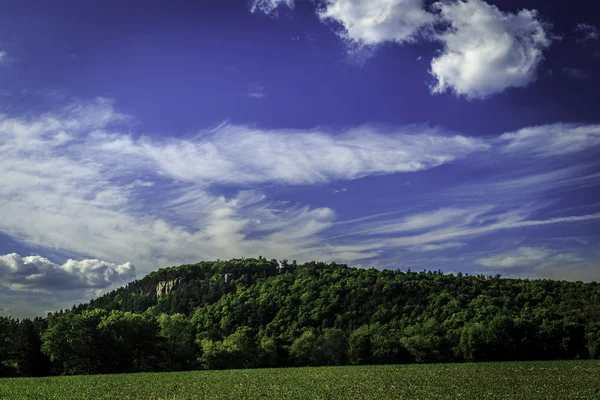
xmin=498 ymin=123 xmax=600 ymax=156
xmin=575 ymin=23 xmax=599 ymax=44
xmin=317 ymin=0 xmax=435 ymax=46
xmin=430 ymin=0 xmax=552 ymax=99
xmin=0 ymin=253 xmax=135 ymax=291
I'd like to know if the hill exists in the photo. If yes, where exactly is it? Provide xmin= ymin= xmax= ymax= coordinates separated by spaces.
xmin=1 ymin=257 xmax=600 ymax=377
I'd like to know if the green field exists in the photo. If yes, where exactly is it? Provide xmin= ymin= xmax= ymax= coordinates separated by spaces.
xmin=1 ymin=360 xmax=599 ymax=400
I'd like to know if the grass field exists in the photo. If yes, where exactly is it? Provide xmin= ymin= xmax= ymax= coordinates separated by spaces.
xmin=1 ymin=360 xmax=599 ymax=399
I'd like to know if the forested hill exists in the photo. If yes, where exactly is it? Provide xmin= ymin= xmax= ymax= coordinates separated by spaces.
xmin=2 ymin=257 xmax=600 ymax=377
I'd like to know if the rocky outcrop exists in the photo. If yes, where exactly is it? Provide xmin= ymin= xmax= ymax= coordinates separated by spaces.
xmin=155 ymin=278 xmax=182 ymax=297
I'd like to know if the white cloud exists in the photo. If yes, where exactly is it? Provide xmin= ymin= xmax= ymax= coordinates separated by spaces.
xmin=414 ymin=242 xmax=465 ymax=251
xmin=430 ymin=0 xmax=552 ymax=99
xmin=331 ymin=200 xmax=600 ymax=259
xmin=476 ymin=246 xmax=553 ymax=268
xmin=336 ymin=207 xmax=489 ymax=238
xmin=317 ymin=0 xmax=435 ymax=46
xmin=498 ymin=123 xmax=600 ymax=156
xmin=0 ymin=253 xmax=135 ymax=291
xmin=473 ymin=246 xmax=600 ymax=281
xmin=563 ymin=67 xmax=589 ymax=80
xmin=249 ymin=0 xmax=294 ymax=14
xmin=384 ymin=210 xmax=600 ymax=248
xmin=104 ymin=124 xmax=487 ymax=185
xmin=246 ymin=91 xmax=266 ymax=99
xmin=575 ymin=23 xmax=599 ymax=44
xmin=246 ymin=83 xmax=267 ymax=99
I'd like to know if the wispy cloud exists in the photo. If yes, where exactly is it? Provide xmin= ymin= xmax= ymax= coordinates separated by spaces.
xmin=498 ymin=123 xmax=600 ymax=156
xmin=476 ymin=246 xmax=579 ymax=268
xmin=575 ymin=23 xmax=599 ymax=44
xmin=249 ymin=0 xmax=294 ymax=15
xmin=246 ymin=83 xmax=267 ymax=99
xmin=474 ymin=246 xmax=600 ymax=281
xmin=413 ymin=242 xmax=465 ymax=252
xmin=101 ymin=124 xmax=487 ymax=185
xmin=563 ymin=67 xmax=589 ymax=80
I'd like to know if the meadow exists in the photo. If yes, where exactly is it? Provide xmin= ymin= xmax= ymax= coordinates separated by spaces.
xmin=1 ymin=360 xmax=599 ymax=400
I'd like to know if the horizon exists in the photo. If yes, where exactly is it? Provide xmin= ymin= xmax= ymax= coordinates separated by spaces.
xmin=1 ymin=0 xmax=599 ymax=318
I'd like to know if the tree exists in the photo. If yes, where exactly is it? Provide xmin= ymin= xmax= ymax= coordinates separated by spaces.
xmin=199 ymin=327 xmax=257 ymax=370
xmin=290 ymin=329 xmax=319 ymax=366
xmin=14 ymin=319 xmax=51 ymax=377
xmin=98 ymin=310 xmax=161 ymax=373
xmin=157 ymin=313 xmax=197 ymax=371
xmin=316 ymin=328 xmax=348 ymax=366
xmin=0 ymin=317 xmax=17 ymax=377
xmin=41 ymin=309 xmax=109 ymax=375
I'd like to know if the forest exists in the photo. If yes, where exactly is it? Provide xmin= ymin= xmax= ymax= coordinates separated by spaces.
xmin=1 ymin=257 xmax=599 ymax=377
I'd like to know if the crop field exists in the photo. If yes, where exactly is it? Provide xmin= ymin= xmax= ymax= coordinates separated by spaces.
xmin=1 ymin=360 xmax=599 ymax=400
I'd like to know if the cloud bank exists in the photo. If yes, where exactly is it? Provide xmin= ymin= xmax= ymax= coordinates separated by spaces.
xmin=0 ymin=253 xmax=135 ymax=291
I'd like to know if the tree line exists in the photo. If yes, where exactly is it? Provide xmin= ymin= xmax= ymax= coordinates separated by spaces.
xmin=1 ymin=257 xmax=599 ymax=376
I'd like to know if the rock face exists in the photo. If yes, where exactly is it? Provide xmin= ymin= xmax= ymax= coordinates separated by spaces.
xmin=156 ymin=278 xmax=182 ymax=297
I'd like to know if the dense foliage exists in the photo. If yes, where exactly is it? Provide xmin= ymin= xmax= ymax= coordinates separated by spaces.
xmin=1 ymin=361 xmax=599 ymax=399
xmin=1 ymin=257 xmax=599 ymax=377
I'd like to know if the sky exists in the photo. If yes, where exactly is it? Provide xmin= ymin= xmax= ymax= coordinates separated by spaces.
xmin=0 ymin=0 xmax=599 ymax=318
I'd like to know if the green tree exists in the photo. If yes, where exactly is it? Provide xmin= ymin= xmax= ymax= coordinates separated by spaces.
xmin=41 ymin=309 xmax=109 ymax=375
xmin=157 ymin=313 xmax=197 ymax=370
xmin=199 ymin=327 xmax=257 ymax=369
xmin=98 ymin=310 xmax=161 ymax=373
xmin=290 ymin=329 xmax=319 ymax=366
xmin=14 ymin=319 xmax=51 ymax=377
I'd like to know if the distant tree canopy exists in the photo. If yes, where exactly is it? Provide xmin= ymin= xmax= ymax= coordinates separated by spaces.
xmin=1 ymin=257 xmax=599 ymax=377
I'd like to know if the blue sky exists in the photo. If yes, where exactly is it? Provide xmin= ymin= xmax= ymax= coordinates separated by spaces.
xmin=1 ymin=0 xmax=599 ymax=317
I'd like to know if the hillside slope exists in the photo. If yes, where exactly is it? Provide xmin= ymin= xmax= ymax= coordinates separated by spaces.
xmin=2 ymin=257 xmax=600 ymax=377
